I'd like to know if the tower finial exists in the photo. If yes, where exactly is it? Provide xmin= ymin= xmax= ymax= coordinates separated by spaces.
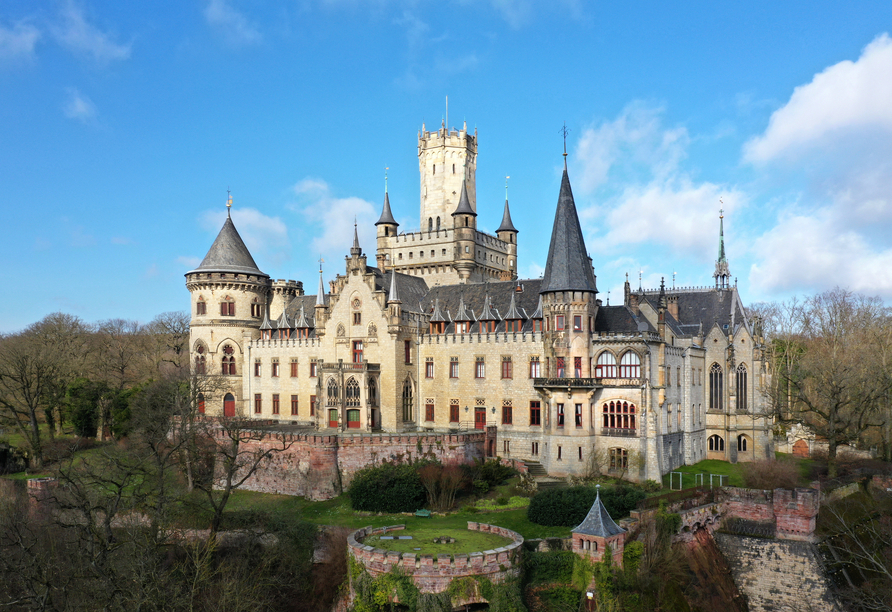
xmin=714 ymin=202 xmax=731 ymax=289
xmin=226 ymin=188 xmax=232 ymax=218
xmin=505 ymin=175 xmax=510 ymax=201
xmin=385 ymin=167 xmax=389 ymax=194
xmin=560 ymin=122 xmax=569 ymax=169
xmin=446 ymin=95 xmax=448 ymax=131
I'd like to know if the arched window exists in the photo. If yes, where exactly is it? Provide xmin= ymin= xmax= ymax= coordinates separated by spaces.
xmin=619 ymin=352 xmax=640 ymax=378
xmin=368 ymin=378 xmax=378 ymax=407
xmin=194 ymin=344 xmax=206 ymax=375
xmin=428 ymin=218 xmax=433 ymax=232
xmin=436 ymin=216 xmax=441 ymax=231
xmin=221 ymin=345 xmax=236 ymax=375
xmin=595 ymin=352 xmax=617 ymax=378
xmin=197 ymin=393 xmax=205 ymax=415
xmin=737 ymin=435 xmax=749 ymax=452
xmin=602 ymin=402 xmax=636 ymax=430
xmin=345 ymin=378 xmax=360 ymax=407
xmin=709 ymin=363 xmax=723 ymax=411
xmin=326 ymin=378 xmax=339 ymax=406
xmin=708 ymin=435 xmax=725 ymax=452
xmin=402 ymin=378 xmax=414 ymax=422
xmin=736 ymin=364 xmax=748 ymax=412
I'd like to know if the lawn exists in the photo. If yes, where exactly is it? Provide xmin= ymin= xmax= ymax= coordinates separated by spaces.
xmin=214 ymin=489 xmax=571 ymax=540
xmin=362 ymin=525 xmax=513 ymax=555
xmin=661 ymin=459 xmax=746 ymax=489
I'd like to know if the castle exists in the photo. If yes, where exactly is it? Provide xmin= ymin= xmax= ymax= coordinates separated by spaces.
xmin=186 ymin=120 xmax=773 ymax=485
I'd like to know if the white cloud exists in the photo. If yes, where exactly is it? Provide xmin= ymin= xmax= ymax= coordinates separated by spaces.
xmin=291 ymin=178 xmax=377 ymax=267
xmin=574 ymin=103 xmax=689 ymax=194
xmin=63 ymin=88 xmax=96 ymax=122
xmin=744 ymin=33 xmax=892 ymax=163
xmin=53 ymin=0 xmax=131 ymax=64
xmin=204 ymin=0 xmax=262 ymax=45
xmin=0 ymin=21 xmax=40 ymax=61
xmin=750 ymin=209 xmax=892 ymax=298
xmin=573 ymin=103 xmax=738 ymax=260
xmin=201 ymin=208 xmax=289 ymax=267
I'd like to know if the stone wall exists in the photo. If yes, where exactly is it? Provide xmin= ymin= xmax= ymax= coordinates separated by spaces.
xmin=714 ymin=533 xmax=838 ymax=612
xmin=225 ymin=429 xmax=485 ymax=500
xmin=719 ymin=487 xmax=819 ymax=541
xmin=347 ymin=522 xmax=523 ymax=599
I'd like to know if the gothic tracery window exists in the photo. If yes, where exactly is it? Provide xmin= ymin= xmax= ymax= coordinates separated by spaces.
xmin=736 ymin=364 xmax=748 ymax=412
xmin=327 ymin=378 xmax=339 ymax=406
xmin=708 ymin=434 xmax=725 ymax=452
xmin=345 ymin=378 xmax=360 ymax=407
xmin=709 ymin=363 xmax=723 ymax=411
xmin=221 ymin=344 xmax=236 ymax=375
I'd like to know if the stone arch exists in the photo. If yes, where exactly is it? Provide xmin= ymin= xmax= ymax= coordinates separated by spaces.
xmin=793 ymin=439 xmax=809 ymax=457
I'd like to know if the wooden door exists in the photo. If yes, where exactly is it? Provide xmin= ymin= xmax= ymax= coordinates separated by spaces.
xmin=223 ymin=393 xmax=235 ymax=417
xmin=474 ymin=407 xmax=486 ymax=429
xmin=329 ymin=409 xmax=339 ymax=428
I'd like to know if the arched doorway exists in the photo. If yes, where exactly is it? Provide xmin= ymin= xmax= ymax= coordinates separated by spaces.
xmin=223 ymin=393 xmax=235 ymax=417
xmin=793 ymin=439 xmax=809 ymax=457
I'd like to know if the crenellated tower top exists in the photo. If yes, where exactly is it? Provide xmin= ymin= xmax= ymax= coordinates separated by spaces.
xmin=418 ymin=121 xmax=477 ymax=231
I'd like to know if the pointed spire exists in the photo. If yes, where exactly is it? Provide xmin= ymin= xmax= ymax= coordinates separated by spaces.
xmin=659 ymin=277 xmax=667 ymax=309
xmin=454 ymin=293 xmax=472 ymax=321
xmin=572 ymin=484 xmax=625 ymax=538
xmin=387 ymin=270 xmax=401 ymax=303
xmin=315 ymin=260 xmax=326 ymax=307
xmin=351 ymin=219 xmax=361 ymax=257
xmin=504 ymin=291 xmax=525 ymax=320
xmin=496 ymin=198 xmax=518 ymax=233
xmin=295 ymin=303 xmax=312 ymax=329
xmin=530 ymin=294 xmax=544 ymax=320
xmin=276 ymin=309 xmax=291 ymax=330
xmin=429 ymin=297 xmax=447 ymax=323
xmin=714 ymin=206 xmax=731 ymax=289
xmin=259 ymin=309 xmax=274 ymax=330
xmin=539 ymin=166 xmax=597 ymax=294
xmin=479 ymin=295 xmax=498 ymax=321
xmin=376 ymin=169 xmax=399 ymax=226
xmin=451 ymin=180 xmax=476 ymax=217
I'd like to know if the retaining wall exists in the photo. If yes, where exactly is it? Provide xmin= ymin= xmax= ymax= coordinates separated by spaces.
xmin=347 ymin=522 xmax=523 ymax=598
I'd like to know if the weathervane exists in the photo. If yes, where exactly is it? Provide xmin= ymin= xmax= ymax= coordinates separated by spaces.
xmin=560 ymin=122 xmax=570 ymax=159
xmin=385 ymin=167 xmax=389 ymax=193
xmin=226 ymin=188 xmax=232 ymax=217
xmin=318 ymin=255 xmax=324 ymax=274
xmin=719 ymin=197 xmax=724 ymax=219
xmin=505 ymin=175 xmax=510 ymax=200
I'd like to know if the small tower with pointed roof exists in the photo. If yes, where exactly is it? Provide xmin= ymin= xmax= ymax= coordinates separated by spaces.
xmin=185 ymin=193 xmax=272 ymax=414
xmin=571 ymin=485 xmax=626 ymax=567
xmin=375 ymin=170 xmax=399 ymax=271
xmin=496 ymin=177 xmax=519 ymax=281
xmin=714 ymin=208 xmax=731 ymax=289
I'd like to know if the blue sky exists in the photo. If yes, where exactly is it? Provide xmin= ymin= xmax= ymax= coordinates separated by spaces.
xmin=2 ymin=0 xmax=892 ymax=332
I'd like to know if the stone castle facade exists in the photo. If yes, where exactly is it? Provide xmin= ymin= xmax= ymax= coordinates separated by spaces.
xmin=186 ymin=121 xmax=773 ymax=483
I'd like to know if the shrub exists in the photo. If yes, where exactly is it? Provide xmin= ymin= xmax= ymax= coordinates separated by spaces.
xmin=526 ymin=551 xmax=578 ymax=585
xmin=642 ymin=479 xmax=662 ymax=492
xmin=742 ymin=458 xmax=801 ymax=490
xmin=347 ymin=462 xmax=426 ymax=513
xmin=527 ymin=485 xmax=646 ymax=527
xmin=463 ymin=458 xmax=516 ymax=490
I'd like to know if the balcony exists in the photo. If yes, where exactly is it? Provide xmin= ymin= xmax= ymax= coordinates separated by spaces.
xmin=320 ymin=361 xmax=380 ymax=374
xmin=601 ymin=427 xmax=638 ymax=438
xmin=533 ymin=377 xmax=602 ymax=389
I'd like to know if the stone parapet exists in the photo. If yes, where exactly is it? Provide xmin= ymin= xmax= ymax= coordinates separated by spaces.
xmin=347 ymin=522 xmax=523 ymax=598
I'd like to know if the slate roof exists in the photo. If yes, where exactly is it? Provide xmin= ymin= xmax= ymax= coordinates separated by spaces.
xmin=496 ymin=199 xmax=518 ymax=233
xmin=594 ymin=305 xmax=654 ymax=333
xmin=452 ymin=180 xmax=476 ymax=216
xmin=539 ymin=168 xmax=597 ymax=294
xmin=638 ymin=288 xmax=743 ymax=337
xmin=190 ymin=216 xmax=267 ymax=277
xmin=375 ymin=192 xmax=398 ymax=226
xmin=572 ymin=486 xmax=625 ymax=538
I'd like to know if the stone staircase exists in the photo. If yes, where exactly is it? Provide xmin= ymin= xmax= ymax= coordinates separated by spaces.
xmin=523 ymin=461 xmax=564 ymax=491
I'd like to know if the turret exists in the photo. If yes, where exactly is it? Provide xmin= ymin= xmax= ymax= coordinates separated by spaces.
xmin=451 ymin=180 xmax=477 ymax=282
xmin=375 ymin=176 xmax=399 ymax=271
xmin=495 ymin=179 xmax=518 ymax=280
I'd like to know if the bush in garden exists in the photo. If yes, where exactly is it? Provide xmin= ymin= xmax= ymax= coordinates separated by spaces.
xmin=347 ymin=462 xmax=426 ymax=513
xmin=527 ymin=485 xmax=646 ymax=527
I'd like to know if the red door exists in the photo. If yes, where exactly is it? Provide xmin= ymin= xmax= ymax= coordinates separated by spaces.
xmin=474 ymin=407 xmax=486 ymax=429
xmin=329 ymin=409 xmax=339 ymax=428
xmin=223 ymin=393 xmax=235 ymax=417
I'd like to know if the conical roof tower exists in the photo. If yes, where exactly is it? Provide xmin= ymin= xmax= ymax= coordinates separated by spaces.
xmin=190 ymin=213 xmax=267 ymax=277
xmin=539 ymin=165 xmax=597 ymax=294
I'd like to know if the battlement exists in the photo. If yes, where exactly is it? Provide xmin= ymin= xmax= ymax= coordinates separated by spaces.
xmin=347 ymin=522 xmax=522 ymax=597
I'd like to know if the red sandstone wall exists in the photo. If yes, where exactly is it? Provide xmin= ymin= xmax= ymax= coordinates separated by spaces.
xmin=226 ymin=430 xmax=486 ymax=501
xmin=718 ymin=487 xmax=819 ymax=541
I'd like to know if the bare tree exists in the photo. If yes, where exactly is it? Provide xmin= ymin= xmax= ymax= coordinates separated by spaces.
xmin=146 ymin=311 xmax=191 ymax=374
xmin=769 ymin=290 xmax=888 ymax=477
xmin=191 ymin=414 xmax=295 ymax=536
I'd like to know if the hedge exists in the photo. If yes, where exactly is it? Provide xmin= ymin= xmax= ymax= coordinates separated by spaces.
xmin=347 ymin=462 xmax=426 ymax=513
xmin=527 ymin=485 xmax=646 ymax=527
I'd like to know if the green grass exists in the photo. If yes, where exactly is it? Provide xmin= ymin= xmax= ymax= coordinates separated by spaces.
xmin=362 ymin=525 xmax=513 ymax=555
xmin=661 ymin=459 xmax=746 ymax=489
xmin=211 ymin=489 xmax=571 ymax=540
